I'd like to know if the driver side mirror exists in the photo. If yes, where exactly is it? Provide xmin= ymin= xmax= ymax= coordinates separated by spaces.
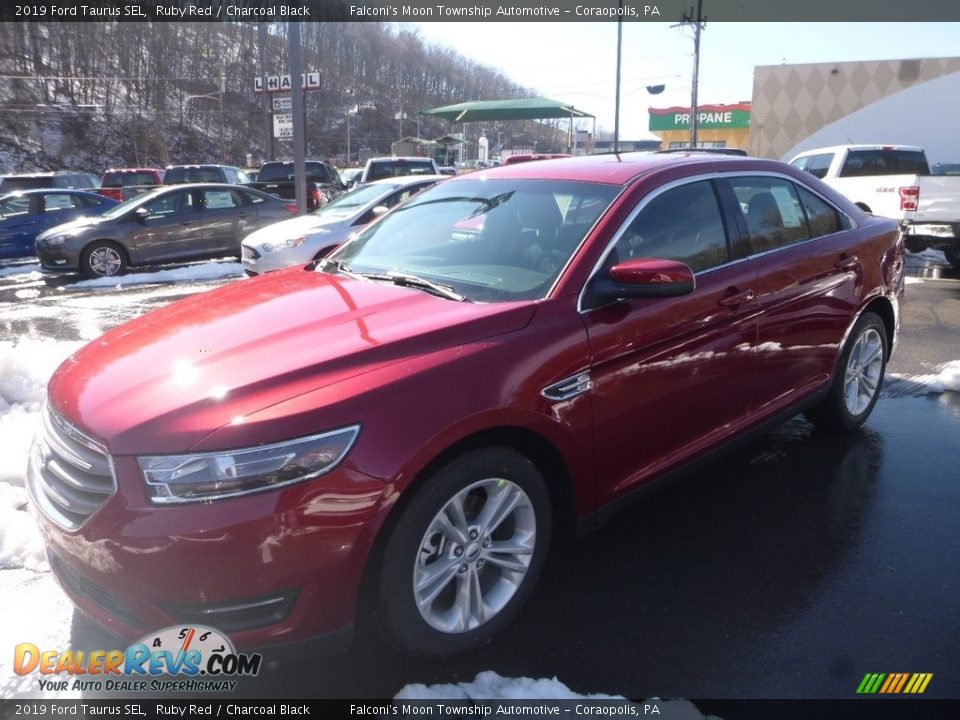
xmin=588 ymin=258 xmax=695 ymax=304
xmin=371 ymin=205 xmax=389 ymax=217
xmin=135 ymin=207 xmax=150 ymax=222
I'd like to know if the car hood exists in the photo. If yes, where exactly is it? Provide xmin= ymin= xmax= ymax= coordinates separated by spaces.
xmin=48 ymin=268 xmax=536 ymax=454
xmin=36 ymin=215 xmax=110 ymax=240
xmin=244 ymin=214 xmax=351 ymax=246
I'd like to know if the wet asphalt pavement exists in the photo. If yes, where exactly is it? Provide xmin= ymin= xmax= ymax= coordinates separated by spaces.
xmin=1 ymin=254 xmax=958 ymax=700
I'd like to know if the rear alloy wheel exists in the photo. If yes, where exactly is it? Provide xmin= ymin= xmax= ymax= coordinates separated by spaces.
xmin=81 ymin=242 xmax=127 ymax=278
xmin=377 ymin=447 xmax=551 ymax=656
xmin=806 ymin=312 xmax=887 ymax=432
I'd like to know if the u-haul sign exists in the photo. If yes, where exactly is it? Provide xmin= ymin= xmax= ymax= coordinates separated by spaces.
xmin=255 ymin=72 xmax=321 ymax=94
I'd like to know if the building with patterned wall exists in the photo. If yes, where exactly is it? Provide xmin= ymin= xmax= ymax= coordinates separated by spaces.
xmin=748 ymin=57 xmax=960 ymax=163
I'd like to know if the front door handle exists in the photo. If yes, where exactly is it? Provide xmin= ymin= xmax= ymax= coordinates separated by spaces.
xmin=718 ymin=288 xmax=755 ymax=309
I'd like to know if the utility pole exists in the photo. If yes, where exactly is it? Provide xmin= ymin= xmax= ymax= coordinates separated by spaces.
xmin=259 ymin=23 xmax=272 ymax=162
xmin=678 ymin=0 xmax=706 ymax=149
xmin=613 ymin=0 xmax=623 ymax=154
xmin=289 ymin=22 xmax=306 ymax=215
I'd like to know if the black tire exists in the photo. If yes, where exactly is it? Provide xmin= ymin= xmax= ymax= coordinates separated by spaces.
xmin=806 ymin=312 xmax=887 ymax=432
xmin=377 ymin=446 xmax=552 ymax=656
xmin=80 ymin=241 xmax=128 ymax=279
xmin=944 ymin=246 xmax=960 ymax=272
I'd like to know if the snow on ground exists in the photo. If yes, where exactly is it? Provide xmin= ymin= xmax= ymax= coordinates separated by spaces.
xmin=907 ymin=248 xmax=947 ymax=262
xmin=67 ymin=259 xmax=244 ymax=289
xmin=0 ymin=337 xmax=86 ymax=484
xmin=0 ymin=482 xmax=80 ymax=699
xmin=0 ymin=263 xmax=41 ymax=279
xmin=395 ymin=672 xmax=719 ymax=718
xmin=891 ymin=359 xmax=960 ymax=394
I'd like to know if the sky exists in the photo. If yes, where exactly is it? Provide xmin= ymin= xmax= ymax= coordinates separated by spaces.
xmin=409 ymin=22 xmax=960 ymax=139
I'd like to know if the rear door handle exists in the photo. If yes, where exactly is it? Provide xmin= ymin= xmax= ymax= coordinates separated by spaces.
xmin=718 ymin=288 xmax=755 ymax=308
xmin=834 ymin=254 xmax=859 ymax=270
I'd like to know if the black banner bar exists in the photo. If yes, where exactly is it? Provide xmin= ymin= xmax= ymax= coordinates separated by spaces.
xmin=0 ymin=0 xmax=959 ymax=23
xmin=3 ymin=700 xmax=960 ymax=720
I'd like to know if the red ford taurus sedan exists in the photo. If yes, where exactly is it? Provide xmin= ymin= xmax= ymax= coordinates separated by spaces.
xmin=29 ymin=153 xmax=903 ymax=657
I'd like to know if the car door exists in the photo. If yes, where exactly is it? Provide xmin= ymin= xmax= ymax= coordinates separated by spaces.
xmin=724 ymin=174 xmax=861 ymax=416
xmin=198 ymin=188 xmax=247 ymax=256
xmin=127 ymin=188 xmax=204 ymax=264
xmin=0 ymin=194 xmax=43 ymax=258
xmin=582 ymin=178 xmax=759 ymax=505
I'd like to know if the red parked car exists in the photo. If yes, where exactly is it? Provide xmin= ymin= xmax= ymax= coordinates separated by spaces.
xmin=98 ymin=168 xmax=164 ymax=201
xmin=29 ymin=153 xmax=904 ymax=657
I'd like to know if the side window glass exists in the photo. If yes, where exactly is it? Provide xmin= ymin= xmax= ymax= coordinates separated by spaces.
xmin=729 ymin=177 xmax=810 ymax=254
xmin=144 ymin=191 xmax=194 ymax=219
xmin=203 ymin=190 xmax=240 ymax=210
xmin=614 ymin=180 xmax=728 ymax=272
xmin=43 ymin=194 xmax=78 ymax=213
xmin=241 ymin=190 xmax=266 ymax=205
xmin=804 ymin=154 xmax=833 ymax=179
xmin=796 ymin=186 xmax=841 ymax=237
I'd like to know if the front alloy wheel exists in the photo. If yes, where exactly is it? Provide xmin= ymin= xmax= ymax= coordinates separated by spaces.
xmin=81 ymin=242 xmax=127 ymax=278
xmin=377 ymin=447 xmax=551 ymax=656
xmin=414 ymin=478 xmax=536 ymax=634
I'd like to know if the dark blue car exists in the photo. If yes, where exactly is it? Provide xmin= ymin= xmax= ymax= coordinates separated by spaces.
xmin=0 ymin=189 xmax=118 ymax=259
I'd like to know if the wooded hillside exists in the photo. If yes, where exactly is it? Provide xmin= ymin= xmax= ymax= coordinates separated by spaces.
xmin=0 ymin=22 xmax=567 ymax=172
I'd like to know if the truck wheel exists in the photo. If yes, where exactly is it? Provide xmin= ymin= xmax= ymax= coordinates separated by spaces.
xmin=944 ymin=247 xmax=960 ymax=272
xmin=806 ymin=312 xmax=887 ymax=432
xmin=81 ymin=241 xmax=128 ymax=278
xmin=377 ymin=447 xmax=551 ymax=656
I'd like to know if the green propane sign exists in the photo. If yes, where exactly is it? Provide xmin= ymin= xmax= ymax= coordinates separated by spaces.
xmin=649 ymin=104 xmax=751 ymax=131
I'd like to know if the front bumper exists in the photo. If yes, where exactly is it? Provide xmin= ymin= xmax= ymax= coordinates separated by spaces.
xmin=29 ymin=453 xmax=390 ymax=652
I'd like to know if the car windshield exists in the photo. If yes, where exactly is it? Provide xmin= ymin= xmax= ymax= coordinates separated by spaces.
xmin=98 ymin=187 xmax=169 ymax=219
xmin=323 ymin=178 xmax=620 ymax=303
xmin=311 ymin=183 xmax=399 ymax=219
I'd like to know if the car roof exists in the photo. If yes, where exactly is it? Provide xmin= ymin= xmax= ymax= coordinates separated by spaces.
xmin=368 ymin=174 xmax=446 ymax=187
xmin=0 ymin=188 xmax=107 ymax=199
xmin=444 ymin=151 xmax=782 ymax=186
xmin=104 ymin=167 xmax=163 ymax=173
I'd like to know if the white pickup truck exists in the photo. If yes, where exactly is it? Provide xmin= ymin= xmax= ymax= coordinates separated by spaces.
xmin=789 ymin=145 xmax=960 ymax=270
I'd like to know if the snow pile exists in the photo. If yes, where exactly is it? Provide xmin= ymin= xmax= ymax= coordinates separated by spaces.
xmin=396 ymin=671 xmax=624 ymax=701
xmin=892 ymin=360 xmax=960 ymax=394
xmin=0 ymin=338 xmax=85 ymax=484
xmin=0 ymin=483 xmax=47 ymax=573
xmin=395 ymin=672 xmax=719 ymax=719
xmin=68 ymin=260 xmax=244 ymax=289
xmin=0 ymin=263 xmax=41 ymax=279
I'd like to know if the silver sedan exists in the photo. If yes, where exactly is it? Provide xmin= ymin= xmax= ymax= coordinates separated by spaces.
xmin=241 ymin=175 xmax=444 ymax=275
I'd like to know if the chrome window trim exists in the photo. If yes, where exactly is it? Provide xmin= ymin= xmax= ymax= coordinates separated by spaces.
xmin=577 ymin=170 xmax=858 ymax=314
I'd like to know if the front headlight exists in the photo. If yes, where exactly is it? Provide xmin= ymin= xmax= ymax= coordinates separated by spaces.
xmin=138 ymin=425 xmax=360 ymax=504
xmin=260 ymin=236 xmax=307 ymax=253
xmin=41 ymin=234 xmax=68 ymax=246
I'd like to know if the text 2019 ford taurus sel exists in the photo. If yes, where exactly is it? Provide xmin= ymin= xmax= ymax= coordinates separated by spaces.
xmin=29 ymin=153 xmax=904 ymax=656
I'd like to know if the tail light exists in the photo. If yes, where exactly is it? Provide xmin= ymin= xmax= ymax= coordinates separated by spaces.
xmin=283 ymin=203 xmax=298 ymax=214
xmin=310 ymin=188 xmax=322 ymax=208
xmin=899 ymin=186 xmax=919 ymax=212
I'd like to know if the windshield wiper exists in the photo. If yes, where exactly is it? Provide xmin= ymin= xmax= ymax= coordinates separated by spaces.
xmin=319 ymin=261 xmax=468 ymax=302
xmin=349 ymin=270 xmax=468 ymax=302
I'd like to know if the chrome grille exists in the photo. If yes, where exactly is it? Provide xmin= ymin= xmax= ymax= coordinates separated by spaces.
xmin=28 ymin=405 xmax=115 ymax=529
xmin=241 ymin=244 xmax=260 ymax=261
